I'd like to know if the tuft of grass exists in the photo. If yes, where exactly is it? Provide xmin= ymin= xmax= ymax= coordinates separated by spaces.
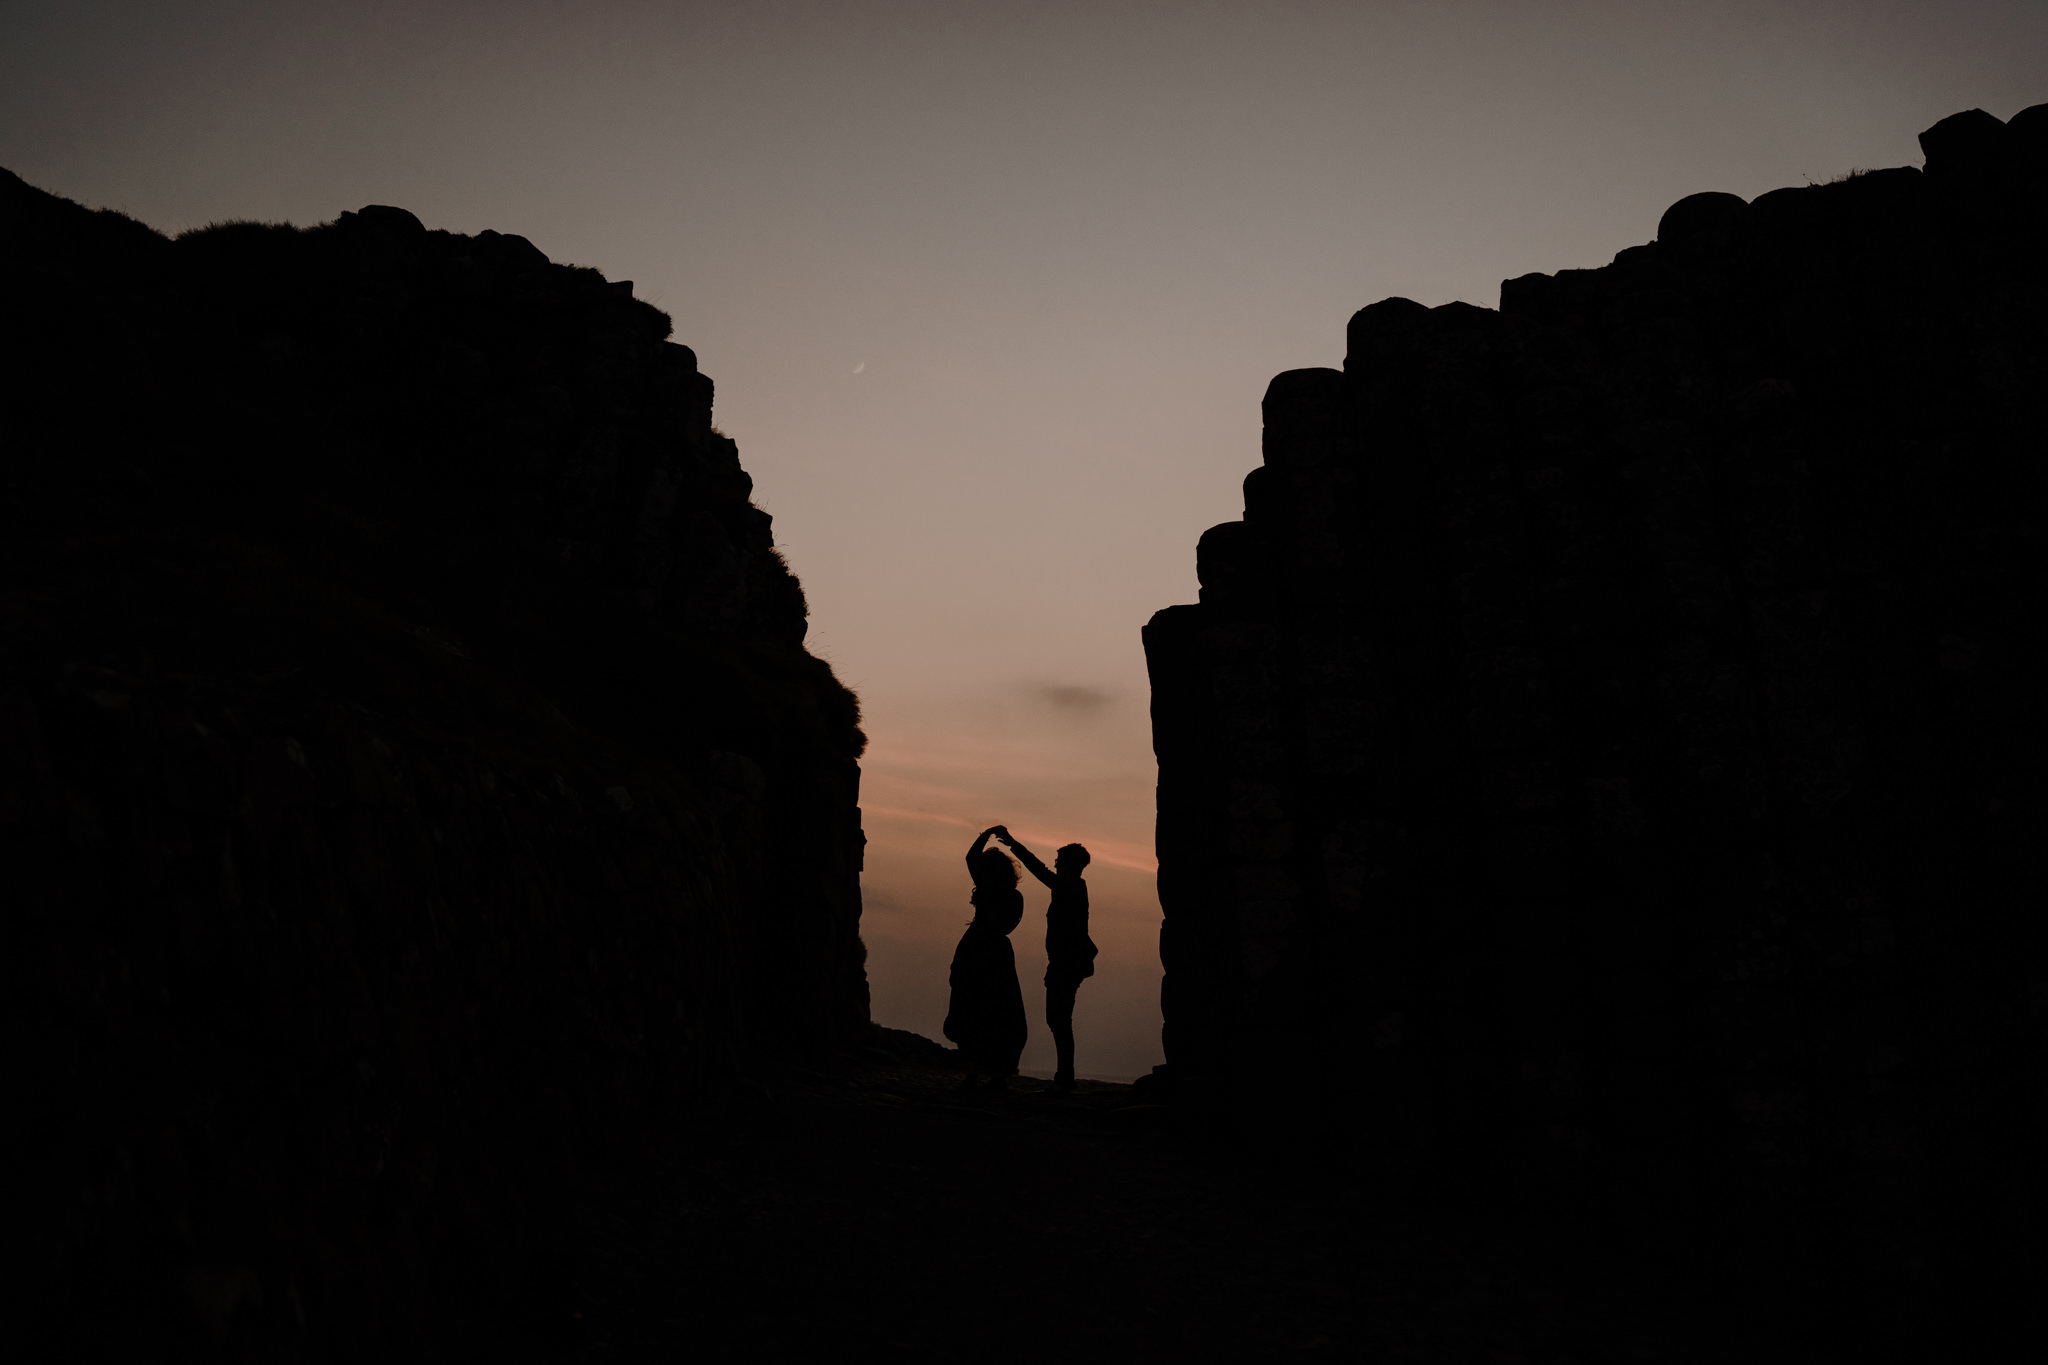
xmin=175 ymin=218 xmax=302 ymax=240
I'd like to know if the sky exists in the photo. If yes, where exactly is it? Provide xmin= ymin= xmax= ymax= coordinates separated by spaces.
xmin=6 ymin=0 xmax=2043 ymax=1078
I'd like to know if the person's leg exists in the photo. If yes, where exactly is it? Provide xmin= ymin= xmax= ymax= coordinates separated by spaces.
xmin=959 ymin=1037 xmax=987 ymax=1088
xmin=1046 ymin=975 xmax=1079 ymax=1088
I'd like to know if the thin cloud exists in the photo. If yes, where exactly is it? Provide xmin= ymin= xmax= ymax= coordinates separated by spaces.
xmin=1032 ymin=683 xmax=1115 ymax=714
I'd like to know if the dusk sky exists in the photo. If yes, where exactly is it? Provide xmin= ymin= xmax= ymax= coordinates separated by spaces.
xmin=7 ymin=0 xmax=2043 ymax=1077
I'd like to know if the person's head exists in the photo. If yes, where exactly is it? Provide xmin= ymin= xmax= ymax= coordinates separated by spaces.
xmin=968 ymin=852 xmax=1024 ymax=934
xmin=970 ymin=847 xmax=1019 ymax=890
xmin=1054 ymin=843 xmax=1091 ymax=877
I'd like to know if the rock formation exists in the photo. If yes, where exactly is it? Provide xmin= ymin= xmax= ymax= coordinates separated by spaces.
xmin=2 ymin=174 xmax=867 ymax=1355
xmin=1147 ymin=105 xmax=2047 ymax=1271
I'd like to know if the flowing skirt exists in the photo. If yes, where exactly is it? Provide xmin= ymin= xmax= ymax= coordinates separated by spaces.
xmin=942 ymin=927 xmax=1026 ymax=1074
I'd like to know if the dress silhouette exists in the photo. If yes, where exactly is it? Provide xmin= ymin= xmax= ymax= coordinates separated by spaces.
xmin=995 ymin=828 xmax=1096 ymax=1090
xmin=942 ymin=828 xmax=1028 ymax=1087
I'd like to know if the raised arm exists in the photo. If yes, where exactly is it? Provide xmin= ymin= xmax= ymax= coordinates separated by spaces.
xmin=965 ymin=827 xmax=996 ymax=876
xmin=995 ymin=826 xmax=1055 ymax=888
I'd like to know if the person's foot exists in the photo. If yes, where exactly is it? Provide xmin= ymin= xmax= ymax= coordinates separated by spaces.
xmin=1052 ymin=1072 xmax=1076 ymax=1093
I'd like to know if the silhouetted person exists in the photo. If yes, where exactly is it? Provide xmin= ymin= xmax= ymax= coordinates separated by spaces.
xmin=942 ymin=827 xmax=1028 ymax=1089
xmin=994 ymin=827 xmax=1096 ymax=1092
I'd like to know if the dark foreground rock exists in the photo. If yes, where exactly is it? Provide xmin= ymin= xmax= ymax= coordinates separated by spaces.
xmin=559 ymin=1039 xmax=1969 ymax=1364
xmin=2 ymin=172 xmax=866 ymax=1357
xmin=1147 ymin=103 xmax=2047 ymax=1327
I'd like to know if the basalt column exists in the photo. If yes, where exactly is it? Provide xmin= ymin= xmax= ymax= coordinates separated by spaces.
xmin=1147 ymin=369 xmax=1423 ymax=1105
xmin=1146 ymin=106 xmax=2048 ymax=1269
xmin=3 ymin=169 xmax=871 ymax=1356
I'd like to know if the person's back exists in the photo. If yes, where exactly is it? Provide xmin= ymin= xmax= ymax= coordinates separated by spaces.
xmin=1043 ymin=870 xmax=1095 ymax=981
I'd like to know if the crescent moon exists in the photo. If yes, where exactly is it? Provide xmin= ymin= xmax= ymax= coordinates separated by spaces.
xmin=853 ymin=362 xmax=865 ymax=374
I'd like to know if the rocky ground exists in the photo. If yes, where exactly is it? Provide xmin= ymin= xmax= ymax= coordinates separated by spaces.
xmin=433 ymin=1031 xmax=1963 ymax=1364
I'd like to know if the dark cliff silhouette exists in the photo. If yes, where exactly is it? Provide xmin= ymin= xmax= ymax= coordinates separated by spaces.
xmin=1146 ymin=104 xmax=2047 ymax=1302
xmin=1 ymin=173 xmax=867 ymax=1356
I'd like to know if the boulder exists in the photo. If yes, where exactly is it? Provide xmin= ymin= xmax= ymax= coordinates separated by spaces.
xmin=1655 ymin=190 xmax=1747 ymax=243
xmin=1918 ymin=107 xmax=2009 ymax=178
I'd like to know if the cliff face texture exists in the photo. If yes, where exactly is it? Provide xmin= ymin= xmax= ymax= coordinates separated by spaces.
xmin=1148 ymin=106 xmax=2047 ymax=1263
xmin=2 ymin=174 xmax=866 ymax=1355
